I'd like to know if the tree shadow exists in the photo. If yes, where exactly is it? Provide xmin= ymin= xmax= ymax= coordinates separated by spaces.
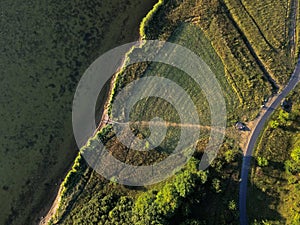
xmin=247 ymin=157 xmax=287 ymax=224
xmin=247 ymin=183 xmax=285 ymax=224
xmin=243 ymin=126 xmax=251 ymax=132
xmin=267 ymin=160 xmax=286 ymax=173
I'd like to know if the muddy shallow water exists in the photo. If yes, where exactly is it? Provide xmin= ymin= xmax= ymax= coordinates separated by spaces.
xmin=0 ymin=0 xmax=156 ymax=224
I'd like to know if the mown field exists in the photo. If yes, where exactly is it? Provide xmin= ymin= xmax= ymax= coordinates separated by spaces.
xmin=127 ymin=22 xmax=238 ymax=124
xmin=248 ymin=84 xmax=300 ymax=225
xmin=163 ymin=0 xmax=275 ymax=121
xmin=108 ymin=0 xmax=296 ymax=123
xmin=47 ymin=0 xmax=298 ymax=224
xmin=0 ymin=0 xmax=156 ymax=224
xmin=223 ymin=0 xmax=295 ymax=85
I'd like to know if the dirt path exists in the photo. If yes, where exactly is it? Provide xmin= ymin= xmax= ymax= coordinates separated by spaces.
xmin=239 ymin=94 xmax=278 ymax=155
xmin=111 ymin=119 xmax=219 ymax=130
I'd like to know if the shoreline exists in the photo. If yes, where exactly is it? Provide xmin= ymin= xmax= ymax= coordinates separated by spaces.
xmin=38 ymin=44 xmax=135 ymax=225
xmin=39 ymin=1 xmax=162 ymax=224
xmin=38 ymin=183 xmax=62 ymax=225
xmin=38 ymin=46 xmax=134 ymax=225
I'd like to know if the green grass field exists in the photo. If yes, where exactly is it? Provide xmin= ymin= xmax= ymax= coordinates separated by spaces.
xmin=248 ymin=84 xmax=300 ymax=224
xmin=162 ymin=0 xmax=275 ymax=121
xmin=223 ymin=0 xmax=294 ymax=85
xmin=0 ymin=0 xmax=156 ymax=224
xmin=109 ymin=0 xmax=286 ymax=122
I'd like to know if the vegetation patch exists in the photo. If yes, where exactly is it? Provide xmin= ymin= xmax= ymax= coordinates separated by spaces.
xmin=47 ymin=0 xmax=298 ymax=224
xmin=248 ymin=84 xmax=300 ymax=224
xmin=53 ymin=135 xmax=242 ymax=225
xmin=223 ymin=0 xmax=294 ymax=85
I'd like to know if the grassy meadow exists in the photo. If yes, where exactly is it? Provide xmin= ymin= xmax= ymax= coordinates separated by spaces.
xmin=0 ymin=0 xmax=156 ymax=224
xmin=223 ymin=0 xmax=294 ymax=85
xmin=110 ymin=0 xmax=292 ymax=122
xmin=159 ymin=0 xmax=275 ymax=121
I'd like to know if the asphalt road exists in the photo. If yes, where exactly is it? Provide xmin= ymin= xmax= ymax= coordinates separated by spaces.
xmin=239 ymin=57 xmax=300 ymax=225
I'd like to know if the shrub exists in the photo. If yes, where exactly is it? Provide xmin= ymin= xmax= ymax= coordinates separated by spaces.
xmin=228 ymin=200 xmax=237 ymax=211
xmin=257 ymin=156 xmax=269 ymax=167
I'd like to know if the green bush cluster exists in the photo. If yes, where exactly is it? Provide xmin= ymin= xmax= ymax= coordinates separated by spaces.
xmin=256 ymin=156 xmax=268 ymax=167
xmin=50 ymin=126 xmax=113 ymax=223
xmin=285 ymin=142 xmax=300 ymax=174
xmin=55 ymin=134 xmax=242 ymax=225
xmin=57 ymin=158 xmax=210 ymax=224
xmin=132 ymin=158 xmax=208 ymax=224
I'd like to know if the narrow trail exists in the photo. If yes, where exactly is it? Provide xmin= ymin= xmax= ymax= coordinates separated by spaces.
xmin=105 ymin=118 xmax=236 ymax=138
xmin=110 ymin=119 xmax=219 ymax=131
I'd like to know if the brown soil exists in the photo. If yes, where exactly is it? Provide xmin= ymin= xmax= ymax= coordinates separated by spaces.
xmin=239 ymin=95 xmax=278 ymax=155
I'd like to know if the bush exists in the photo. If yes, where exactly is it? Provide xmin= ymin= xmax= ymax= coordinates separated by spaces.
xmin=257 ymin=156 xmax=269 ymax=167
xmin=270 ymin=120 xmax=279 ymax=129
xmin=212 ymin=178 xmax=222 ymax=193
xmin=228 ymin=200 xmax=237 ymax=211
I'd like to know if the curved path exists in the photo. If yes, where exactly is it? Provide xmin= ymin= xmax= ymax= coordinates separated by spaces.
xmin=239 ymin=57 xmax=300 ymax=225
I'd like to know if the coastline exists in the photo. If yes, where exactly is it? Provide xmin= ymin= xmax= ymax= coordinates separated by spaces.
xmin=39 ymin=1 xmax=163 ymax=224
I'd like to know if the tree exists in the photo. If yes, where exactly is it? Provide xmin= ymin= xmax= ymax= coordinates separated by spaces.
xmin=180 ymin=219 xmax=205 ymax=225
xmin=224 ymin=149 xmax=236 ymax=163
xmin=257 ymin=156 xmax=268 ymax=167
xmin=291 ymin=146 xmax=300 ymax=163
xmin=270 ymin=120 xmax=279 ymax=129
xmin=174 ymin=171 xmax=195 ymax=197
xmin=252 ymin=220 xmax=273 ymax=225
xmin=132 ymin=157 xmax=207 ymax=223
xmin=228 ymin=200 xmax=237 ymax=211
xmin=212 ymin=178 xmax=222 ymax=193
xmin=278 ymin=110 xmax=289 ymax=124
xmin=155 ymin=183 xmax=179 ymax=216
xmin=285 ymin=146 xmax=300 ymax=174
